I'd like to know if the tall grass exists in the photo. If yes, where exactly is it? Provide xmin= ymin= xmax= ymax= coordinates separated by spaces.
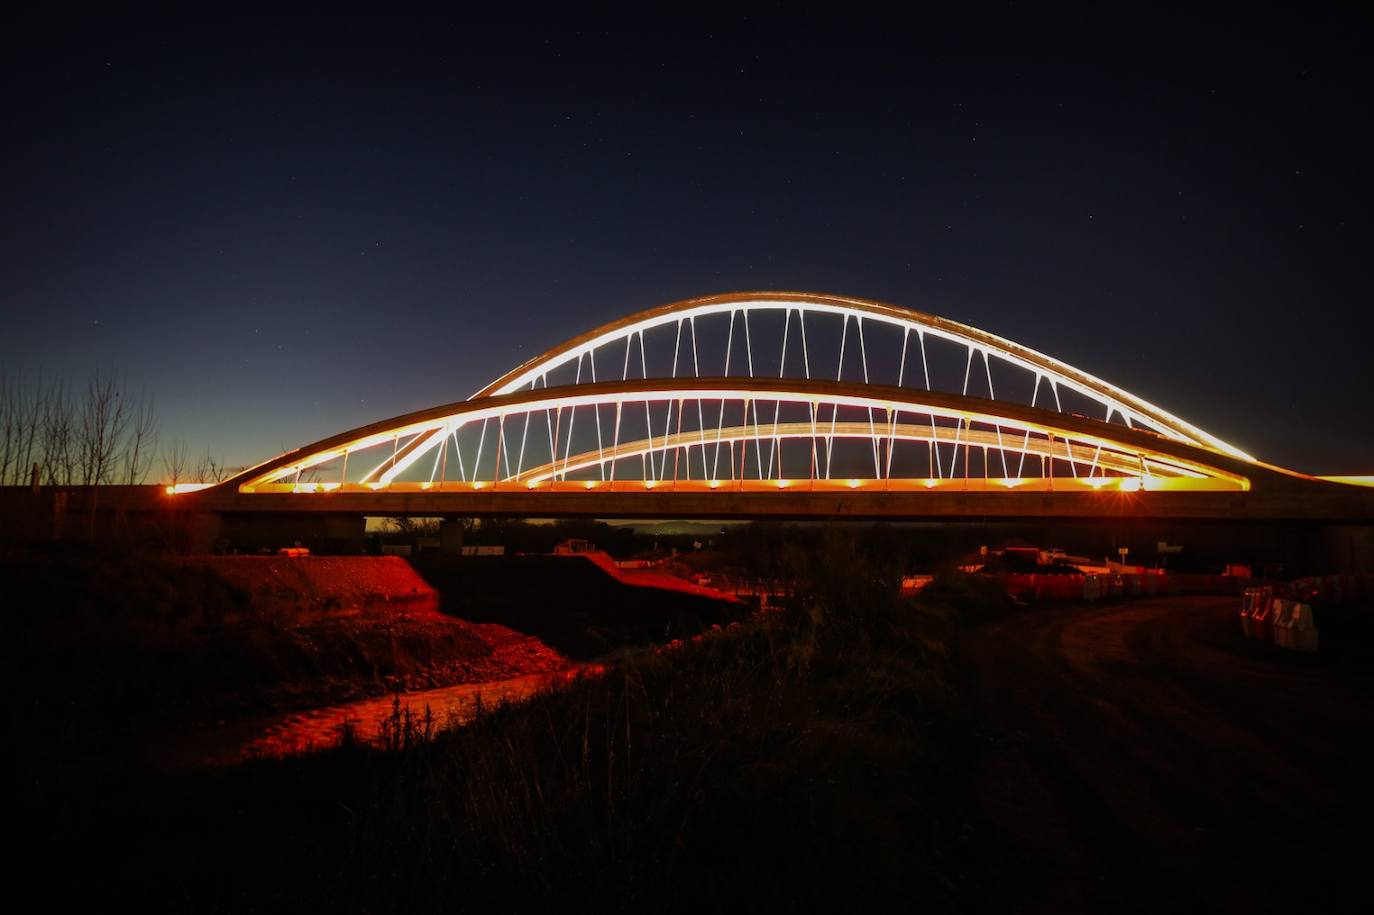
xmin=253 ymin=529 xmax=974 ymax=912
xmin=30 ymin=532 xmax=993 ymax=912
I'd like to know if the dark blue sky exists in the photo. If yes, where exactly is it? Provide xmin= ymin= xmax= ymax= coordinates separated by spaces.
xmin=4 ymin=9 xmax=1370 ymax=473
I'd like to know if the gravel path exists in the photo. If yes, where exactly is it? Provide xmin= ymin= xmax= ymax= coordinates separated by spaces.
xmin=959 ymin=596 xmax=1373 ymax=914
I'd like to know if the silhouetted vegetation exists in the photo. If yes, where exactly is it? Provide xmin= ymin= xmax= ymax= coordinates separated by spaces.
xmin=28 ymin=532 xmax=984 ymax=912
xmin=372 ymin=516 xmax=668 ymax=557
xmin=0 ymin=368 xmax=158 ymax=486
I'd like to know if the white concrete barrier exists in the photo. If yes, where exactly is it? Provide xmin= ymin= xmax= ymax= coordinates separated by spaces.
xmin=1271 ymin=599 xmax=1295 ymax=648
xmin=1288 ymin=603 xmax=1320 ymax=652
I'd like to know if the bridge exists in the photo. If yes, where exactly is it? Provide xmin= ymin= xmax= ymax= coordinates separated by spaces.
xmin=170 ymin=290 xmax=1369 ymax=524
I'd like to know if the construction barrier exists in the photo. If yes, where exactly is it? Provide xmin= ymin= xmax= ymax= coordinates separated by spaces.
xmin=1271 ymin=599 xmax=1295 ymax=648
xmin=1240 ymin=586 xmax=1273 ymax=639
xmin=1000 ymin=569 xmax=1366 ymax=655
xmin=1284 ymin=574 xmax=1372 ymax=606
xmin=1288 ymin=604 xmax=1319 ymax=652
xmin=1002 ymin=573 xmax=1086 ymax=601
xmin=1005 ymin=571 xmax=1263 ymax=604
xmin=1250 ymin=596 xmax=1275 ymax=643
xmin=1235 ymin=575 xmax=1374 ymax=651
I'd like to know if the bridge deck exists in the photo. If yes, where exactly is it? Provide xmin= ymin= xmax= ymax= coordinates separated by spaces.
xmin=188 ymin=484 xmax=1372 ymax=522
xmin=5 ymin=478 xmax=1371 ymax=524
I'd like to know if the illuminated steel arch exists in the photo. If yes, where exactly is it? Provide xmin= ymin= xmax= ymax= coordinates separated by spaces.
xmin=473 ymin=291 xmax=1253 ymax=460
xmin=222 ymin=292 xmax=1294 ymax=498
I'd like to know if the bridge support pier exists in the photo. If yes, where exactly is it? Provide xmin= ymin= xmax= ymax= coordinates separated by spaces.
xmin=439 ymin=518 xmax=467 ymax=555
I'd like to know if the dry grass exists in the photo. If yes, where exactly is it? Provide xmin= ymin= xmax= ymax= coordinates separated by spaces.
xmin=214 ymin=531 xmax=977 ymax=912
xmin=27 ymin=532 xmax=998 ymax=912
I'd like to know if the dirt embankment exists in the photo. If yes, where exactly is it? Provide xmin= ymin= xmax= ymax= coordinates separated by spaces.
xmin=179 ymin=556 xmax=569 ymax=705
xmin=408 ymin=554 xmax=744 ymax=658
xmin=14 ymin=550 xmax=567 ymax=757
xmin=187 ymin=555 xmax=440 ymax=613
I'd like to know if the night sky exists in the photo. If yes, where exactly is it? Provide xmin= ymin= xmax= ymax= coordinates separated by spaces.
xmin=4 ymin=10 xmax=1370 ymax=474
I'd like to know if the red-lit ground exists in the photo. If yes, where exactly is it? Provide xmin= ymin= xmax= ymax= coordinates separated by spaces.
xmin=960 ymin=596 xmax=1373 ymax=913
xmin=185 ymin=554 xmax=439 ymax=611
xmin=574 ymin=550 xmax=742 ymax=600
xmin=168 ymin=666 xmax=600 ymax=767
xmin=158 ymin=554 xmax=732 ymax=765
xmin=172 ymin=557 xmax=571 ymax=708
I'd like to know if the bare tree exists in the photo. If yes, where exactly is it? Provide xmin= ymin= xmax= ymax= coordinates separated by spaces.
xmin=384 ymin=516 xmax=442 ymax=538
xmin=2 ymin=368 xmax=175 ymax=489
xmin=78 ymin=371 xmax=132 ymax=486
xmin=39 ymin=379 xmax=77 ymax=485
xmin=0 ymin=371 xmax=20 ymax=485
xmin=162 ymin=438 xmax=190 ymax=488
xmin=122 ymin=391 xmax=159 ymax=484
xmin=195 ymin=449 xmax=225 ymax=484
xmin=0 ymin=370 xmax=45 ymax=486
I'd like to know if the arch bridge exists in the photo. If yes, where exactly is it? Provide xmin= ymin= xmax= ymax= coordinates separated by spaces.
xmin=188 ymin=292 xmax=1370 ymax=522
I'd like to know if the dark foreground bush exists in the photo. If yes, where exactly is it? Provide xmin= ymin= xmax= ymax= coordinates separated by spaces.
xmin=37 ymin=536 xmax=979 ymax=913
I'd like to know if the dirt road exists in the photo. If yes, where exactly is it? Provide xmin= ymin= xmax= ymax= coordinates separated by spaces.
xmin=959 ymin=596 xmax=1373 ymax=914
